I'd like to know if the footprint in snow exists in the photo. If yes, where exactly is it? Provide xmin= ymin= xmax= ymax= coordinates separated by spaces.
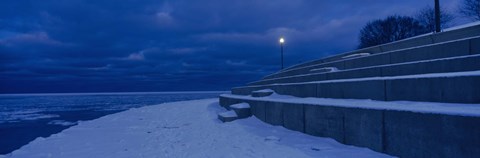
xmin=264 ymin=136 xmax=281 ymax=142
xmin=310 ymin=145 xmax=333 ymax=151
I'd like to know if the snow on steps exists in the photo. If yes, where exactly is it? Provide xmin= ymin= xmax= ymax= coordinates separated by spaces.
xmin=309 ymin=67 xmax=338 ymax=73
xmin=341 ymin=53 xmax=370 ymax=59
xmin=218 ymin=103 xmax=252 ymax=122
xmin=251 ymin=89 xmax=274 ymax=97
xmin=262 ymin=35 xmax=480 ymax=80
xmin=219 ymin=93 xmax=480 ymax=158
xmin=230 ymin=103 xmax=252 ymax=119
xmin=250 ymin=54 xmax=480 ymax=86
xmin=234 ymin=70 xmax=480 ymax=104
xmin=218 ymin=111 xmax=238 ymax=122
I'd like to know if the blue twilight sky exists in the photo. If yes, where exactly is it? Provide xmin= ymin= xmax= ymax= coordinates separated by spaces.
xmin=0 ymin=0 xmax=471 ymax=93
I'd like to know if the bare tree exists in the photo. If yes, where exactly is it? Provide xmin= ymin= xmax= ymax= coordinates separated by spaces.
xmin=459 ymin=0 xmax=480 ymax=21
xmin=416 ymin=6 xmax=455 ymax=32
xmin=358 ymin=15 xmax=427 ymax=49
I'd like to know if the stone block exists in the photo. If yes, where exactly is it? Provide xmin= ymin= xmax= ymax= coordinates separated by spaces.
xmin=265 ymin=102 xmax=284 ymax=126
xmin=470 ymin=37 xmax=480 ymax=55
xmin=383 ymin=110 xmax=480 ymax=158
xmin=304 ymin=105 xmax=345 ymax=143
xmin=390 ymin=39 xmax=470 ymax=64
xmin=431 ymin=39 xmax=470 ymax=57
xmin=316 ymin=82 xmax=343 ymax=99
xmin=250 ymin=100 xmax=266 ymax=122
xmin=389 ymin=46 xmax=433 ymax=64
xmin=380 ymin=36 xmax=433 ymax=52
xmin=382 ymin=61 xmax=426 ymax=77
xmin=282 ymin=103 xmax=305 ymax=132
xmin=218 ymin=111 xmax=238 ymax=123
xmin=275 ymin=83 xmax=317 ymax=98
xmin=383 ymin=54 xmax=480 ymax=77
xmin=386 ymin=76 xmax=480 ymax=103
xmin=439 ymin=114 xmax=480 ymax=158
xmin=386 ymin=78 xmax=443 ymax=102
xmin=439 ymin=76 xmax=480 ymax=103
xmin=295 ymin=73 xmax=327 ymax=83
xmin=327 ymin=67 xmax=382 ymax=80
xmin=230 ymin=103 xmax=252 ymax=119
xmin=343 ymin=108 xmax=384 ymax=152
xmin=341 ymin=80 xmax=386 ymax=100
xmin=433 ymin=25 xmax=480 ymax=43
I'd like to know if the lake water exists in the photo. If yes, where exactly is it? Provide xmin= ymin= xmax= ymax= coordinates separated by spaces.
xmin=0 ymin=92 xmax=224 ymax=155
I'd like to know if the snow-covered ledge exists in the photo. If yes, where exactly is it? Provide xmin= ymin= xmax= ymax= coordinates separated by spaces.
xmin=219 ymin=93 xmax=480 ymax=158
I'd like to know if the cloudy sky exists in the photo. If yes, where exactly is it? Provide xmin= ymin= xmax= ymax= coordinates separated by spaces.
xmin=0 ymin=0 xmax=470 ymax=93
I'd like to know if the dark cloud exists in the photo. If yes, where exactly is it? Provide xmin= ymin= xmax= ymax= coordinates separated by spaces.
xmin=0 ymin=0 xmax=464 ymax=93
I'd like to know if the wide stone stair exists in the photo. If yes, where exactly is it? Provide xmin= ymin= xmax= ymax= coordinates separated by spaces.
xmin=217 ymin=103 xmax=252 ymax=122
xmin=219 ymin=23 xmax=480 ymax=158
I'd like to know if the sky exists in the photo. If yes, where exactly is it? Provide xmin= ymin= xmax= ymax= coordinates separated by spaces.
xmin=0 ymin=0 xmax=471 ymax=93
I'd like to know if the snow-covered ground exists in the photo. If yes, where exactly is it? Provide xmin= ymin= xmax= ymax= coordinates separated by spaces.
xmin=223 ymin=93 xmax=480 ymax=117
xmin=1 ymin=99 xmax=392 ymax=158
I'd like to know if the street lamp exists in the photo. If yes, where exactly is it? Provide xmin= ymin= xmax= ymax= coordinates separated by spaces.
xmin=435 ymin=0 xmax=441 ymax=33
xmin=279 ymin=37 xmax=285 ymax=70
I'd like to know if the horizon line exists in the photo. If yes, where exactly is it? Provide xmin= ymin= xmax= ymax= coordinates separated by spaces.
xmin=0 ymin=91 xmax=230 ymax=96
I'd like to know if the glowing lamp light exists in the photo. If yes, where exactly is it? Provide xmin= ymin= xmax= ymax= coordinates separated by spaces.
xmin=279 ymin=37 xmax=285 ymax=44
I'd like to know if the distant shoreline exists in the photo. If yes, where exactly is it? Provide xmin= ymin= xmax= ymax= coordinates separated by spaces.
xmin=0 ymin=91 xmax=229 ymax=96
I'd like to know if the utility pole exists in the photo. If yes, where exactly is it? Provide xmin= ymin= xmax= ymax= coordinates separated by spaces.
xmin=279 ymin=37 xmax=285 ymax=70
xmin=435 ymin=0 xmax=441 ymax=33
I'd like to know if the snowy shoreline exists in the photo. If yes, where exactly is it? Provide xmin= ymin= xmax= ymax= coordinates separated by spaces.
xmin=1 ymin=98 xmax=391 ymax=158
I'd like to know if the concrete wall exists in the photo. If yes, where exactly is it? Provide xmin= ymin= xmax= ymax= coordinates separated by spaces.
xmin=250 ymin=53 xmax=480 ymax=87
xmin=233 ymin=75 xmax=480 ymax=104
xmin=219 ymin=95 xmax=480 ymax=158
xmin=282 ymin=103 xmax=305 ymax=132
xmin=343 ymin=108 xmax=384 ymax=152
xmin=250 ymin=100 xmax=267 ymax=122
xmin=383 ymin=110 xmax=480 ymax=158
xmin=328 ymin=67 xmax=382 ymax=80
xmin=389 ymin=39 xmax=471 ymax=64
xmin=304 ymin=105 xmax=345 ymax=143
xmin=265 ymin=102 xmax=284 ymax=126
xmin=382 ymin=55 xmax=480 ymax=76
xmin=274 ymin=83 xmax=317 ymax=98
xmin=386 ymin=76 xmax=480 ymax=103
xmin=471 ymin=37 xmax=480 ymax=54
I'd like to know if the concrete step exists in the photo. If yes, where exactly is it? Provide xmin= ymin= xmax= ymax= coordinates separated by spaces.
xmin=230 ymin=103 xmax=252 ymax=119
xmin=263 ymin=36 xmax=480 ymax=80
xmin=218 ymin=111 xmax=238 ymax=122
xmin=233 ymin=71 xmax=480 ymax=104
xmin=249 ymin=54 xmax=480 ymax=86
xmin=251 ymin=89 xmax=274 ymax=97
xmin=219 ymin=94 xmax=480 ymax=158
xmin=279 ymin=23 xmax=480 ymax=73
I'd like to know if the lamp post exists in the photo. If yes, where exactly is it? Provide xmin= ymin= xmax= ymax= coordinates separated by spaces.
xmin=435 ymin=0 xmax=441 ymax=33
xmin=279 ymin=37 xmax=285 ymax=70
